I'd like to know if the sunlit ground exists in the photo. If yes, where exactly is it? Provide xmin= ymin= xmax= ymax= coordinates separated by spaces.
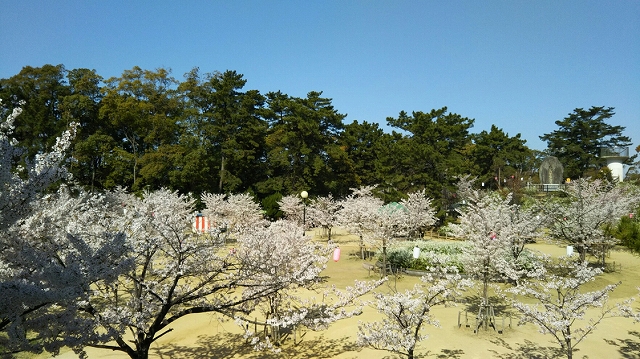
xmin=36 ymin=228 xmax=640 ymax=359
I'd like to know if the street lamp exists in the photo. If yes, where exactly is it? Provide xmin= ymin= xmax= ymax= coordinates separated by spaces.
xmin=300 ymin=191 xmax=308 ymax=236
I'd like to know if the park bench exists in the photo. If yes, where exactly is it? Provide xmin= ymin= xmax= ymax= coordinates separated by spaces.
xmin=362 ymin=262 xmax=376 ymax=276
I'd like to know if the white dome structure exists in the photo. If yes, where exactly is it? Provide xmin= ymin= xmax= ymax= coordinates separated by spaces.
xmin=601 ymin=147 xmax=629 ymax=182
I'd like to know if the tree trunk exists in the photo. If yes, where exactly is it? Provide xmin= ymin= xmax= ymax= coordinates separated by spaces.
xmin=132 ymin=329 xmax=151 ymax=359
xmin=219 ymin=154 xmax=225 ymax=193
xmin=483 ymin=277 xmax=489 ymax=306
xmin=578 ymin=244 xmax=587 ymax=262
xmin=482 ymin=260 xmax=490 ymax=305
xmin=382 ymin=239 xmax=388 ymax=277
xmin=131 ymin=347 xmax=149 ymax=359
xmin=565 ymin=328 xmax=572 ymax=359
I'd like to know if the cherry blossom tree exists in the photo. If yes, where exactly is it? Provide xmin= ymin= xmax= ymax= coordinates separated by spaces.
xmin=46 ymin=188 xmax=374 ymax=359
xmin=277 ymin=194 xmax=305 ymax=225
xmin=231 ymin=219 xmax=328 ymax=347
xmin=1 ymin=187 xmax=131 ymax=357
xmin=506 ymin=257 xmax=629 ymax=359
xmin=76 ymin=189 xmax=277 ymax=359
xmin=200 ymin=192 xmax=267 ymax=237
xmin=337 ymin=186 xmax=383 ymax=259
xmin=544 ymin=178 xmax=639 ymax=263
xmin=225 ymin=219 xmax=384 ymax=351
xmin=357 ymin=191 xmax=437 ymax=276
xmin=401 ymin=190 xmax=437 ymax=240
xmin=307 ymin=194 xmax=341 ymax=241
xmin=0 ymin=99 xmax=76 ymax=230
xmin=451 ymin=177 xmax=544 ymax=305
xmin=371 ymin=201 xmax=411 ymax=276
xmin=0 ymin=100 xmax=117 ymax=356
xmin=357 ymin=269 xmax=472 ymax=359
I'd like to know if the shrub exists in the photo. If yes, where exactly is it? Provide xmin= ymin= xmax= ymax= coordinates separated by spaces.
xmin=381 ymin=241 xmax=469 ymax=273
xmin=612 ymin=215 xmax=640 ymax=255
xmin=261 ymin=192 xmax=283 ymax=220
xmin=381 ymin=240 xmax=540 ymax=276
xmin=386 ymin=248 xmax=413 ymax=269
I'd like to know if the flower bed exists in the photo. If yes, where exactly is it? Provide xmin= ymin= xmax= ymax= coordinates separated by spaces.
xmin=381 ymin=240 xmax=541 ymax=275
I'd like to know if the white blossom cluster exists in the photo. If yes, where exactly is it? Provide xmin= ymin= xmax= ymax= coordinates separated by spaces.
xmin=277 ymin=194 xmax=305 ymax=224
xmin=337 ymin=186 xmax=383 ymax=258
xmin=337 ymin=186 xmax=383 ymax=237
xmin=306 ymin=194 xmax=341 ymax=240
xmin=0 ymin=100 xmax=111 ymax=356
xmin=237 ymin=277 xmax=385 ymax=351
xmin=280 ymin=187 xmax=437 ymax=273
xmin=0 ymin=99 xmax=77 ymax=230
xmin=506 ymin=257 xmax=631 ymax=359
xmin=544 ymin=178 xmax=639 ymax=262
xmin=451 ymin=177 xmax=545 ymax=303
xmin=201 ymin=192 xmax=267 ymax=236
xmin=357 ymin=268 xmax=472 ymax=359
xmin=335 ymin=187 xmax=437 ymax=275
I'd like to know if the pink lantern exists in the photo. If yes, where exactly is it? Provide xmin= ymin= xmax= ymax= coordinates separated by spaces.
xmin=333 ymin=247 xmax=341 ymax=262
xmin=193 ymin=214 xmax=210 ymax=234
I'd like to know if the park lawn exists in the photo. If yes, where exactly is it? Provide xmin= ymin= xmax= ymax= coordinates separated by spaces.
xmin=39 ymin=228 xmax=640 ymax=359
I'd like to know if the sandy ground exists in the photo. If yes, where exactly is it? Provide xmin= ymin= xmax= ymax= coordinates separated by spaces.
xmin=43 ymin=229 xmax=640 ymax=359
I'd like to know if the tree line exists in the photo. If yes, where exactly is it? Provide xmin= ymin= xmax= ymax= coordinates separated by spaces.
xmin=1 ymin=64 xmax=635 ymax=220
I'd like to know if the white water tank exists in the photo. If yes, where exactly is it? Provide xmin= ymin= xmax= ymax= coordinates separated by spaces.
xmin=601 ymin=147 xmax=629 ymax=182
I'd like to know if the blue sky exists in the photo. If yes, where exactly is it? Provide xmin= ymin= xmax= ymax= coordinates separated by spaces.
xmin=1 ymin=1 xmax=638 ymax=151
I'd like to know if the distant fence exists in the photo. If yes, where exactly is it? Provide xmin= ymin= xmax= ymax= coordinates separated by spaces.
xmin=526 ymin=184 xmax=567 ymax=192
xmin=423 ymin=229 xmax=465 ymax=241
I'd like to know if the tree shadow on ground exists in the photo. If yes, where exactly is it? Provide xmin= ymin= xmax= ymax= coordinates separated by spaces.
xmin=376 ymin=348 xmax=465 ymax=359
xmin=151 ymin=332 xmax=362 ymax=359
xmin=604 ymin=330 xmax=640 ymax=359
xmin=462 ymin=295 xmax=512 ymax=316
xmin=487 ymin=337 xmax=568 ymax=359
xmin=424 ymin=348 xmax=465 ymax=358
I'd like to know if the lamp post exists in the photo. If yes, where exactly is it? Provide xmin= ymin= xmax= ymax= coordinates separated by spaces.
xmin=300 ymin=190 xmax=308 ymax=236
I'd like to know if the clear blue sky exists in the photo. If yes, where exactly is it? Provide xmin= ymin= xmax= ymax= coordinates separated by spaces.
xmin=1 ymin=0 xmax=638 ymax=151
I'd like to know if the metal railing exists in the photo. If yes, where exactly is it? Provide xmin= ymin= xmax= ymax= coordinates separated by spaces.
xmin=601 ymin=147 xmax=629 ymax=158
xmin=526 ymin=184 xmax=567 ymax=192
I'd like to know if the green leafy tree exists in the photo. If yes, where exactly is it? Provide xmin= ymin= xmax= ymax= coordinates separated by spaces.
xmin=340 ymin=120 xmax=391 ymax=188
xmin=180 ymin=69 xmax=268 ymax=194
xmin=385 ymin=107 xmax=474 ymax=217
xmin=0 ymin=64 xmax=70 ymax=160
xmin=469 ymin=125 xmax=533 ymax=186
xmin=468 ymin=125 xmax=537 ymax=202
xmin=540 ymin=107 xmax=633 ymax=179
xmin=628 ymin=145 xmax=640 ymax=184
xmin=73 ymin=133 xmax=118 ymax=190
xmin=260 ymin=91 xmax=355 ymax=196
xmin=99 ymin=67 xmax=183 ymax=191
xmin=607 ymin=199 xmax=640 ymax=255
xmin=61 ymin=68 xmax=108 ymax=190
